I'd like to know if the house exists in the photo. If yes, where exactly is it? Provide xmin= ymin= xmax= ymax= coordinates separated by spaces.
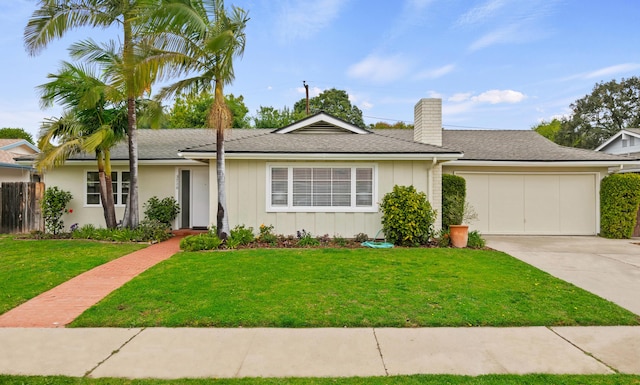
xmin=594 ymin=128 xmax=640 ymax=173
xmin=0 ymin=139 xmax=39 ymax=183
xmin=25 ymin=99 xmax=640 ymax=236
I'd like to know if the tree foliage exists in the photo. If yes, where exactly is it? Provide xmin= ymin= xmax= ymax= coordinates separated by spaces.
xmin=167 ymin=92 xmax=249 ymax=128
xmin=252 ymin=106 xmax=302 ymax=128
xmin=369 ymin=121 xmax=414 ymax=129
xmin=556 ymin=77 xmax=640 ymax=149
xmin=532 ymin=119 xmax=562 ymax=142
xmin=293 ymin=88 xmax=365 ymax=128
xmin=0 ymin=128 xmax=35 ymax=144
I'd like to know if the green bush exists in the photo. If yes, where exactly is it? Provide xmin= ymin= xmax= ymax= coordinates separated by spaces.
xmin=229 ymin=225 xmax=255 ymax=245
xmin=600 ymin=173 xmax=640 ymax=239
xmin=380 ymin=185 xmax=436 ymax=246
xmin=258 ymin=224 xmax=278 ymax=245
xmin=69 ymin=220 xmax=170 ymax=243
xmin=467 ymin=230 xmax=486 ymax=249
xmin=136 ymin=219 xmax=172 ymax=242
xmin=144 ymin=196 xmax=180 ymax=227
xmin=42 ymin=186 xmax=73 ymax=235
xmin=442 ymin=174 xmax=466 ymax=228
xmin=180 ymin=233 xmax=223 ymax=251
xmin=297 ymin=230 xmax=320 ymax=247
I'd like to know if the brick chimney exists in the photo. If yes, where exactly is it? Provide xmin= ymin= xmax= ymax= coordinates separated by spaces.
xmin=414 ymin=98 xmax=442 ymax=146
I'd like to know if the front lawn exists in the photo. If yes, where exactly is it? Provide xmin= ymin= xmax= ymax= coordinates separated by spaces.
xmin=2 ymin=374 xmax=640 ymax=385
xmin=0 ymin=236 xmax=146 ymax=315
xmin=71 ymin=248 xmax=639 ymax=327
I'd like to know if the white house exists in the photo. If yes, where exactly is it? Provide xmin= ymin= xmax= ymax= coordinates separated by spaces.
xmin=27 ymin=99 xmax=640 ymax=236
xmin=595 ymin=128 xmax=640 ymax=173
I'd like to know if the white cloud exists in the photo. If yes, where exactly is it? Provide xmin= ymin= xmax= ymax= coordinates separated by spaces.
xmin=585 ymin=63 xmax=640 ymax=79
xmin=347 ymin=54 xmax=411 ymax=84
xmin=469 ymin=24 xmax=521 ymax=51
xmin=448 ymin=92 xmax=472 ymax=102
xmin=471 ymin=89 xmax=526 ymax=104
xmin=415 ymin=64 xmax=455 ymax=80
xmin=276 ymin=0 xmax=347 ymax=42
xmin=456 ymin=0 xmax=507 ymax=26
xmin=360 ymin=101 xmax=374 ymax=110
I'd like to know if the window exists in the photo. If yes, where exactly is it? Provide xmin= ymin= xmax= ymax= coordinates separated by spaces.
xmin=268 ymin=165 xmax=376 ymax=212
xmin=86 ymin=171 xmax=130 ymax=206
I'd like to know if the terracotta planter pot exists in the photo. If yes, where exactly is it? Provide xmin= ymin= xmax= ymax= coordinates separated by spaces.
xmin=449 ymin=225 xmax=469 ymax=248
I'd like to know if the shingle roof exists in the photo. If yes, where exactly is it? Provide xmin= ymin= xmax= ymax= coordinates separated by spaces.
xmin=184 ymin=129 xmax=460 ymax=155
xmin=374 ymin=129 xmax=638 ymax=162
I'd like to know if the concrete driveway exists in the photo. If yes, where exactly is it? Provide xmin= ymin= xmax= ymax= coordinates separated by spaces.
xmin=486 ymin=236 xmax=640 ymax=316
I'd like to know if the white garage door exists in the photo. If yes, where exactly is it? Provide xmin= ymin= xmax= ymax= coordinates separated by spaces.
xmin=456 ymin=172 xmax=598 ymax=235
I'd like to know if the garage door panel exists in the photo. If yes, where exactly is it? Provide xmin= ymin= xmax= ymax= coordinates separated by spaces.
xmin=524 ymin=175 xmax=560 ymax=233
xmin=559 ymin=175 xmax=596 ymax=234
xmin=488 ymin=175 xmax=524 ymax=233
xmin=463 ymin=174 xmax=489 ymax=233
xmin=457 ymin=172 xmax=597 ymax=235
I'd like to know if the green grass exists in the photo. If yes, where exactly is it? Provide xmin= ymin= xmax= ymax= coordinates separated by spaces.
xmin=0 ymin=235 xmax=146 ymax=315
xmin=1 ymin=375 xmax=640 ymax=385
xmin=71 ymin=248 xmax=639 ymax=327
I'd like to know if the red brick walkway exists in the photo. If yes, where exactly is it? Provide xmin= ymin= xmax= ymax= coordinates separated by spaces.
xmin=0 ymin=236 xmax=183 ymax=328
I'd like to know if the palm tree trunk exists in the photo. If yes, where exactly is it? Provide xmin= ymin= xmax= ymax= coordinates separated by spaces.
xmin=97 ymin=151 xmax=117 ymax=229
xmin=121 ymin=16 xmax=139 ymax=229
xmin=211 ymin=81 xmax=231 ymax=240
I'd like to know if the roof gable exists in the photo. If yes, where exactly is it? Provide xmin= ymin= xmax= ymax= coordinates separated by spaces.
xmin=595 ymin=129 xmax=640 ymax=151
xmin=0 ymin=139 xmax=39 ymax=154
xmin=273 ymin=112 xmax=370 ymax=134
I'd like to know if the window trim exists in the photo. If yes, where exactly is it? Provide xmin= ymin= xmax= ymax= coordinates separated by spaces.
xmin=84 ymin=170 xmax=130 ymax=207
xmin=266 ymin=163 xmax=378 ymax=213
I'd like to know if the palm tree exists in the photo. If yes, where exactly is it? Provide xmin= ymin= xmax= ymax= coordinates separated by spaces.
xmin=37 ymin=61 xmax=128 ymax=228
xmin=156 ymin=0 xmax=248 ymax=240
xmin=24 ymin=0 xmax=170 ymax=228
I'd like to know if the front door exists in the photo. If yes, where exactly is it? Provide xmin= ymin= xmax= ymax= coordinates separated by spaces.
xmin=179 ymin=168 xmax=210 ymax=229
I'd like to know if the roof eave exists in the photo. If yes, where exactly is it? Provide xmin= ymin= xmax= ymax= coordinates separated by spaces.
xmin=446 ymin=160 xmax=640 ymax=167
xmin=179 ymin=151 xmax=464 ymax=161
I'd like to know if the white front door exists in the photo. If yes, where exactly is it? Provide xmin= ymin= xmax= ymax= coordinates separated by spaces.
xmin=179 ymin=168 xmax=210 ymax=229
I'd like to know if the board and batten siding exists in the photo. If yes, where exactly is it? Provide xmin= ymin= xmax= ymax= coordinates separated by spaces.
xmin=43 ymin=164 xmax=177 ymax=230
xmin=217 ymin=159 xmax=436 ymax=238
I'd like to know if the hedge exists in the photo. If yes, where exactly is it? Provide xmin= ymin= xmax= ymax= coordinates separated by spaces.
xmin=600 ymin=173 xmax=640 ymax=239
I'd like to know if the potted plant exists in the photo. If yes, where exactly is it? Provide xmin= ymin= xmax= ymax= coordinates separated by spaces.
xmin=443 ymin=195 xmax=477 ymax=248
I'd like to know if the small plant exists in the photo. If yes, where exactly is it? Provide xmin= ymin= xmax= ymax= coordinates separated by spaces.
xmin=380 ymin=185 xmax=436 ymax=246
xmin=297 ymin=229 xmax=320 ymax=247
xmin=72 ymin=224 xmax=96 ymax=239
xmin=333 ymin=235 xmax=347 ymax=247
xmin=42 ymin=186 xmax=73 ymax=235
xmin=229 ymin=225 xmax=255 ymax=246
xmin=136 ymin=219 xmax=172 ymax=242
xmin=180 ymin=233 xmax=222 ymax=251
xmin=436 ymin=227 xmax=451 ymax=247
xmin=258 ymin=224 xmax=278 ymax=245
xmin=467 ymin=230 xmax=486 ymax=249
xmin=354 ymin=233 xmax=369 ymax=242
xmin=143 ymin=196 xmax=180 ymax=227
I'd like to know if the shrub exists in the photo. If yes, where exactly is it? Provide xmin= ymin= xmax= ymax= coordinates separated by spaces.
xmin=180 ymin=233 xmax=222 ymax=251
xmin=334 ymin=235 xmax=347 ymax=247
xmin=143 ymin=196 xmax=180 ymax=227
xmin=467 ymin=230 xmax=486 ymax=249
xmin=258 ymin=224 xmax=278 ymax=245
xmin=436 ymin=227 xmax=450 ymax=247
xmin=42 ymin=186 xmax=73 ymax=235
xmin=136 ymin=219 xmax=172 ymax=242
xmin=297 ymin=230 xmax=320 ymax=247
xmin=72 ymin=224 xmax=96 ymax=239
xmin=229 ymin=225 xmax=255 ymax=245
xmin=442 ymin=174 xmax=466 ymax=228
xmin=600 ymin=173 xmax=640 ymax=238
xmin=380 ymin=185 xmax=436 ymax=246
xmin=354 ymin=233 xmax=369 ymax=242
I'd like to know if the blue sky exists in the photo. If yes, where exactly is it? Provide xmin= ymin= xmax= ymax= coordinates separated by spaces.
xmin=2 ymin=0 xmax=640 ymax=139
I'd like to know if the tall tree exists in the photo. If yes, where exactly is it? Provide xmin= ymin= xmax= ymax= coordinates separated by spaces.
xmin=157 ymin=0 xmax=248 ymax=239
xmin=24 ymin=0 xmax=181 ymax=228
xmin=293 ymin=88 xmax=365 ymax=128
xmin=252 ymin=106 xmax=301 ymax=128
xmin=37 ymin=61 xmax=127 ymax=228
xmin=167 ymin=91 xmax=249 ymax=128
xmin=556 ymin=77 xmax=640 ymax=149
xmin=532 ymin=119 xmax=562 ymax=142
xmin=0 ymin=128 xmax=35 ymax=144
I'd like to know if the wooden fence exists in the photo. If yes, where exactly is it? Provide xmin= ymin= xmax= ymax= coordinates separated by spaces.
xmin=0 ymin=182 xmax=44 ymax=234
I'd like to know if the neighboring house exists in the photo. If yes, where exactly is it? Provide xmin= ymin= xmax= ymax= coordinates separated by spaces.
xmin=0 ymin=139 xmax=39 ymax=183
xmin=594 ymin=128 xmax=640 ymax=173
xmin=23 ymin=99 xmax=640 ymax=236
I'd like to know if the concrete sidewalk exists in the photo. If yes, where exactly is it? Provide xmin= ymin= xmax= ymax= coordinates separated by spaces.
xmin=1 ymin=326 xmax=639 ymax=379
